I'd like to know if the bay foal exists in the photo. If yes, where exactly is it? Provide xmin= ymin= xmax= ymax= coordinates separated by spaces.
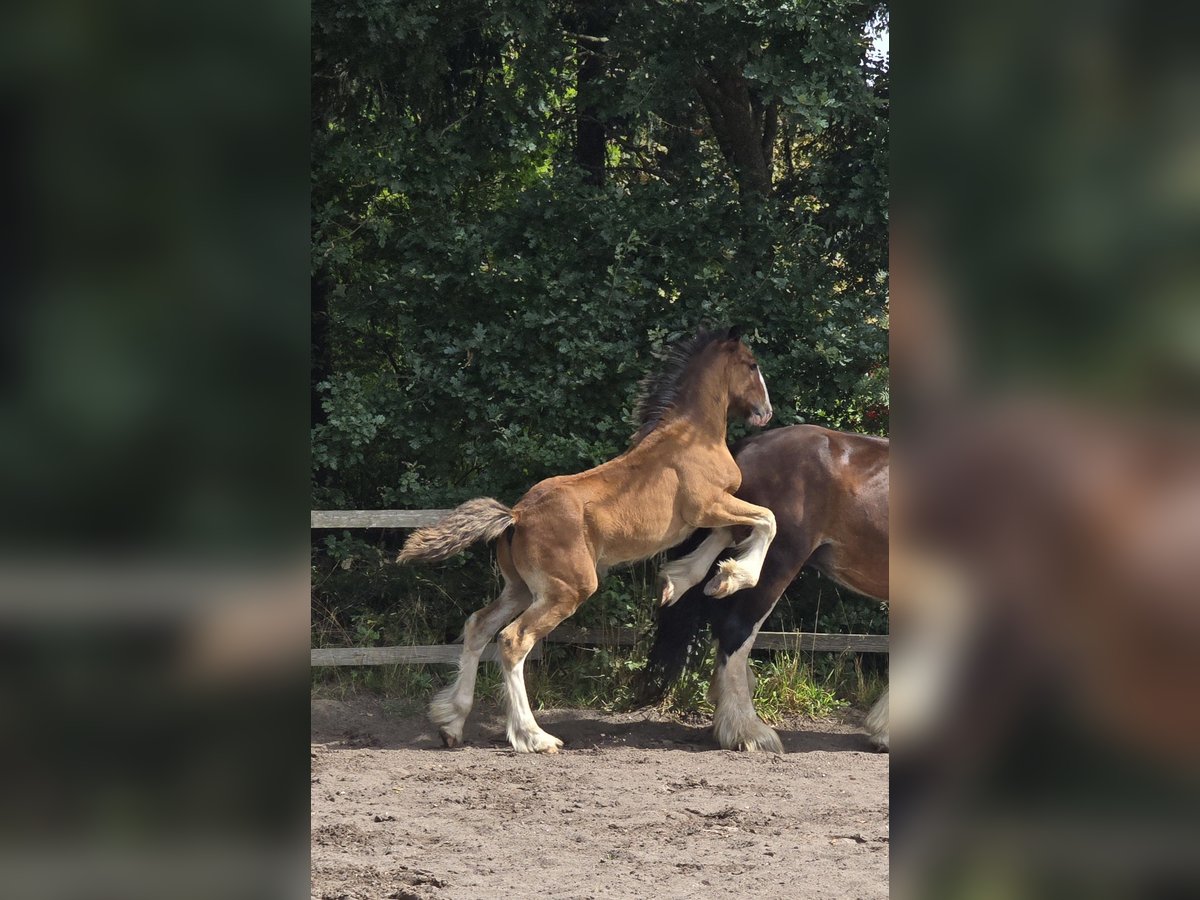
xmin=398 ymin=328 xmax=775 ymax=752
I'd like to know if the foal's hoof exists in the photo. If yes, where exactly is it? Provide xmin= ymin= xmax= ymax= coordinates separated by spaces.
xmin=659 ymin=578 xmax=676 ymax=607
xmin=531 ymin=733 xmax=563 ymax=754
xmin=439 ymin=729 xmax=462 ymax=749
xmin=703 ymin=572 xmax=731 ymax=598
xmin=704 ymin=559 xmax=753 ymax=598
xmin=511 ymin=730 xmax=564 ymax=754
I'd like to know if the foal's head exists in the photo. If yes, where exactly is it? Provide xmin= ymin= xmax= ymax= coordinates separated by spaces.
xmin=718 ymin=327 xmax=772 ymax=427
xmin=633 ymin=326 xmax=773 ymax=442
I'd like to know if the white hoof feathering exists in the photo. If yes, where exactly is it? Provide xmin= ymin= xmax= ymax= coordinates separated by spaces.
xmin=704 ymin=558 xmax=756 ymax=598
xmin=508 ymin=727 xmax=564 ymax=754
xmin=713 ymin=706 xmax=783 ymax=753
xmin=864 ymin=690 xmax=889 ymax=752
xmin=429 ymin=686 xmax=468 ymax=746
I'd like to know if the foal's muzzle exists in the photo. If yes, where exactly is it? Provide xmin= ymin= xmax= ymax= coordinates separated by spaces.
xmin=749 ymin=405 xmax=773 ymax=428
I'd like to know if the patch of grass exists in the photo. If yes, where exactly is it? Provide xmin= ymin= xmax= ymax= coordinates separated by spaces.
xmin=656 ymin=659 xmax=716 ymax=722
xmin=311 ymin=643 xmax=886 ymax=724
xmin=525 ymin=644 xmax=647 ymax=711
xmin=311 ymin=663 xmax=443 ymax=716
xmin=751 ymin=652 xmax=848 ymax=721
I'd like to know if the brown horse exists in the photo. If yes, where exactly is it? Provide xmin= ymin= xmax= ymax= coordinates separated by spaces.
xmin=640 ymin=424 xmax=889 ymax=752
xmin=398 ymin=327 xmax=776 ymax=753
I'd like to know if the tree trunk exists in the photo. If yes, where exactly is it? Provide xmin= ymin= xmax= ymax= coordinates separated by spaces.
xmin=692 ymin=65 xmax=778 ymax=199
xmin=574 ymin=3 xmax=611 ymax=186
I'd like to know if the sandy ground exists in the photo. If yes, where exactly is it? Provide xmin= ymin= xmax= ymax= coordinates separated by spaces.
xmin=312 ymin=696 xmax=889 ymax=899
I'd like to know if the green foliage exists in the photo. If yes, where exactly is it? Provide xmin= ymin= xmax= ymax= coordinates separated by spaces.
xmin=751 ymin=653 xmax=847 ymax=721
xmin=770 ymin=573 xmax=890 ymax=636
xmin=312 ymin=0 xmax=889 ymax=687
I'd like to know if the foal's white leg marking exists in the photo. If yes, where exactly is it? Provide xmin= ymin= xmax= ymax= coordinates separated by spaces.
xmin=496 ymin=582 xmax=565 ymax=754
xmin=711 ymin=615 xmax=782 ymax=753
xmin=429 ymin=588 xmax=527 ymax=746
xmin=502 ymin=646 xmax=563 ymax=753
xmin=658 ymin=528 xmax=733 ymax=606
xmin=705 ymin=509 xmax=777 ymax=598
xmin=864 ymin=687 xmax=889 ymax=751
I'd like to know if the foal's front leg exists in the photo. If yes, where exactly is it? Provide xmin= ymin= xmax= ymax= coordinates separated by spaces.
xmin=696 ymin=494 xmax=777 ymax=599
xmin=658 ymin=528 xmax=733 ymax=606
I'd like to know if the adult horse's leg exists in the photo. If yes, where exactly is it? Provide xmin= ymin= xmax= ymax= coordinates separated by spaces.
xmin=497 ymin=551 xmax=598 ymax=753
xmin=864 ymin=687 xmax=889 ymax=751
xmin=658 ymin=527 xmax=733 ymax=606
xmin=429 ymin=579 xmax=532 ymax=747
xmin=709 ymin=552 xmax=803 ymax=752
xmin=696 ymin=494 xmax=778 ymax=598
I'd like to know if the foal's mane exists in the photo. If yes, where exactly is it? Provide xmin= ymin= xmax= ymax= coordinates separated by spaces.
xmin=630 ymin=327 xmax=730 ymax=444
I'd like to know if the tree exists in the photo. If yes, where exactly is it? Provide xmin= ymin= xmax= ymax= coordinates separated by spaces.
xmin=311 ymin=0 xmax=889 ymax=643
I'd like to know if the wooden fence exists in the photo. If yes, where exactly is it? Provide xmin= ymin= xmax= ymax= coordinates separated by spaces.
xmin=311 ymin=509 xmax=888 ymax=665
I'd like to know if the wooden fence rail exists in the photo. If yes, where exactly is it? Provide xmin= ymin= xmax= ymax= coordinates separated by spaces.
xmin=312 ymin=629 xmax=886 ymax=666
xmin=312 ymin=509 xmax=451 ymax=529
xmin=311 ymin=509 xmax=889 ymax=664
xmin=311 ymin=643 xmax=539 ymax=666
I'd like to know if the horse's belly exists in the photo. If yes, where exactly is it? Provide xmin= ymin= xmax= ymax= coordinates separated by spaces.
xmin=597 ymin=521 xmax=695 ymax=568
xmin=664 ymin=522 xmax=697 ymax=550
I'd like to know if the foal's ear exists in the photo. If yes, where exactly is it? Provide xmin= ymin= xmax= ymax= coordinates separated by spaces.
xmin=726 ymin=324 xmax=743 ymax=342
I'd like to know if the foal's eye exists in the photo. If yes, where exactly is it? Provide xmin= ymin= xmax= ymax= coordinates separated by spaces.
xmin=749 ymin=363 xmax=758 ymax=371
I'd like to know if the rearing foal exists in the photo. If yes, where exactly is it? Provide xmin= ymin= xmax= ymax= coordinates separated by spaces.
xmin=398 ymin=327 xmax=775 ymax=753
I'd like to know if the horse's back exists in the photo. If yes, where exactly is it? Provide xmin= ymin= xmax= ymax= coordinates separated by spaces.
xmin=732 ymin=424 xmax=889 ymax=599
xmin=731 ymin=424 xmax=888 ymax=506
xmin=733 ymin=422 xmax=887 ymax=460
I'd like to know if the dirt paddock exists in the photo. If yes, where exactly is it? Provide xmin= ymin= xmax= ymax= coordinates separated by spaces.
xmin=312 ymin=696 xmax=889 ymax=899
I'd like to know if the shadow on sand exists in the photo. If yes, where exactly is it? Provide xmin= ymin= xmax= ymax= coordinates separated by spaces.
xmin=312 ymin=698 xmax=881 ymax=755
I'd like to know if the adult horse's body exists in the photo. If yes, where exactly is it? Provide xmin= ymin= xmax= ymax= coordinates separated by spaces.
xmin=398 ymin=328 xmax=776 ymax=753
xmin=640 ymin=424 xmax=889 ymax=752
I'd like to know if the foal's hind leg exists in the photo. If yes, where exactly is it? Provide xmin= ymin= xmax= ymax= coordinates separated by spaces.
xmin=430 ymin=538 xmax=531 ymax=747
xmin=429 ymin=582 xmax=531 ymax=746
xmin=498 ymin=564 xmax=598 ymax=753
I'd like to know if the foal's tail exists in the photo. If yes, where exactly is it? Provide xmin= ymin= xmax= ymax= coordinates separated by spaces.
xmin=396 ymin=498 xmax=515 ymax=564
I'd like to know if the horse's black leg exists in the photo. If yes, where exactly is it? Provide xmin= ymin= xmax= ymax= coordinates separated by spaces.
xmin=708 ymin=548 xmax=806 ymax=752
xmin=636 ymin=531 xmax=721 ymax=706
